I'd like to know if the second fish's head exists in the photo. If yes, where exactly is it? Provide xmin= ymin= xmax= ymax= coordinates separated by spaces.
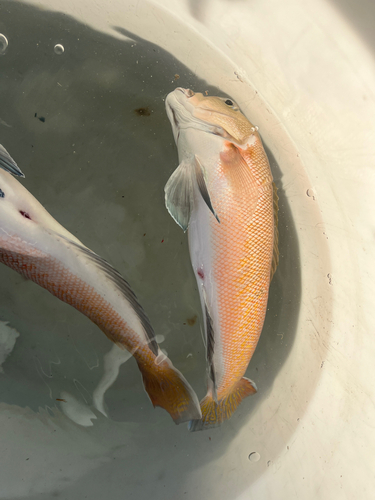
xmin=165 ymin=88 xmax=257 ymax=147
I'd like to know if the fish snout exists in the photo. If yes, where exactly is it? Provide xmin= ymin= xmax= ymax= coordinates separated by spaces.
xmin=176 ymin=88 xmax=195 ymax=98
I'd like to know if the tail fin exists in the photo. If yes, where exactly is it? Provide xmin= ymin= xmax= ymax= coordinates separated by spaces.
xmin=188 ymin=377 xmax=257 ymax=431
xmin=138 ymin=357 xmax=202 ymax=424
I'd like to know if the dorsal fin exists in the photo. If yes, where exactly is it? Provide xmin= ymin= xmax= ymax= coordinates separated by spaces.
xmin=56 ymin=234 xmax=159 ymax=356
xmin=270 ymin=181 xmax=279 ymax=281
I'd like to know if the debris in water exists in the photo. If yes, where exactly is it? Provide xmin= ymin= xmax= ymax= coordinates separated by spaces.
xmin=34 ymin=113 xmax=46 ymax=123
xmin=134 ymin=107 xmax=151 ymax=117
xmin=186 ymin=315 xmax=197 ymax=326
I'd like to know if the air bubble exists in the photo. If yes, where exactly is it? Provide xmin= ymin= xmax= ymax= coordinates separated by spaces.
xmin=306 ymin=188 xmax=315 ymax=200
xmin=0 ymin=34 xmax=9 ymax=55
xmin=54 ymin=44 xmax=64 ymax=55
xmin=248 ymin=452 xmax=260 ymax=462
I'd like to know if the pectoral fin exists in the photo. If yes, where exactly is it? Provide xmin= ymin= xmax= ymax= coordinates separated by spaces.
xmin=194 ymin=156 xmax=220 ymax=224
xmin=0 ymin=145 xmax=25 ymax=177
xmin=164 ymin=160 xmax=195 ymax=232
xmin=164 ymin=157 xmax=220 ymax=232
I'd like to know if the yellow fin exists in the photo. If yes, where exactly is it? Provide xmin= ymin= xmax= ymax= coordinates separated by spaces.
xmin=270 ymin=181 xmax=279 ymax=281
xmin=188 ymin=377 xmax=257 ymax=431
xmin=138 ymin=358 xmax=202 ymax=425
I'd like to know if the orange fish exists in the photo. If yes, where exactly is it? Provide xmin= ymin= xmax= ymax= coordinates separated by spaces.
xmin=165 ymin=89 xmax=278 ymax=430
xmin=0 ymin=145 xmax=201 ymax=424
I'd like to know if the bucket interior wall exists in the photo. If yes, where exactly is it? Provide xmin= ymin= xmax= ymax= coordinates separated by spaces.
xmin=0 ymin=0 xmax=374 ymax=498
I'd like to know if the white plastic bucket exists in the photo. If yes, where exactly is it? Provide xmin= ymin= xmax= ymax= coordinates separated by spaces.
xmin=0 ymin=0 xmax=374 ymax=498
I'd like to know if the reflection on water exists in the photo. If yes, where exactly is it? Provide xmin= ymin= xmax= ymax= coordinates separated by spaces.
xmin=92 ymin=344 xmax=132 ymax=417
xmin=0 ymin=1 xmax=302 ymax=498
xmin=0 ymin=321 xmax=19 ymax=372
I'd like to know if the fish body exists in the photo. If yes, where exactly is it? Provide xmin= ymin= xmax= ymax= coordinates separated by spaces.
xmin=0 ymin=146 xmax=201 ymax=424
xmin=165 ymin=89 xmax=278 ymax=430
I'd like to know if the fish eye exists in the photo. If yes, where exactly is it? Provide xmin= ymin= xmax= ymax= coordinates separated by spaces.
xmin=222 ymin=98 xmax=239 ymax=111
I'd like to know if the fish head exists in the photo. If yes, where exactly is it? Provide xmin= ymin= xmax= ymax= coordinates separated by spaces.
xmin=165 ymin=88 xmax=257 ymax=148
xmin=0 ymin=169 xmax=82 ymax=244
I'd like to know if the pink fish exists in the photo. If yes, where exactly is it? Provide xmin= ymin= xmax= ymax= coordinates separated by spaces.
xmin=165 ymin=89 xmax=278 ymax=430
xmin=0 ymin=145 xmax=201 ymax=424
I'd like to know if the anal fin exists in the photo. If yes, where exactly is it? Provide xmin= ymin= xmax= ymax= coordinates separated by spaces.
xmin=204 ymin=299 xmax=217 ymax=402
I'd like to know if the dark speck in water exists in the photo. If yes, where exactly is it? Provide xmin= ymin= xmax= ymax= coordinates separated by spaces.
xmin=134 ymin=107 xmax=151 ymax=117
xmin=174 ymin=74 xmax=180 ymax=80
xmin=186 ymin=315 xmax=198 ymax=326
xmin=34 ymin=113 xmax=45 ymax=122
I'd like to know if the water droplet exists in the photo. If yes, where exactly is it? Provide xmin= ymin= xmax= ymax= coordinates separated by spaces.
xmin=54 ymin=44 xmax=64 ymax=55
xmin=0 ymin=34 xmax=9 ymax=55
xmin=248 ymin=452 xmax=260 ymax=462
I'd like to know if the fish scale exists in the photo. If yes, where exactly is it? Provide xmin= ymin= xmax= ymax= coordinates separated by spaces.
xmin=212 ymin=180 xmax=274 ymax=397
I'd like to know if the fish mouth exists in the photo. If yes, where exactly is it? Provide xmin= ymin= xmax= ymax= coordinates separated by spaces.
xmin=175 ymin=88 xmax=195 ymax=98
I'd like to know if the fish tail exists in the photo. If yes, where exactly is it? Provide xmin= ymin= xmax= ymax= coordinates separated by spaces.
xmin=188 ymin=377 xmax=257 ymax=431
xmin=137 ymin=357 xmax=202 ymax=424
